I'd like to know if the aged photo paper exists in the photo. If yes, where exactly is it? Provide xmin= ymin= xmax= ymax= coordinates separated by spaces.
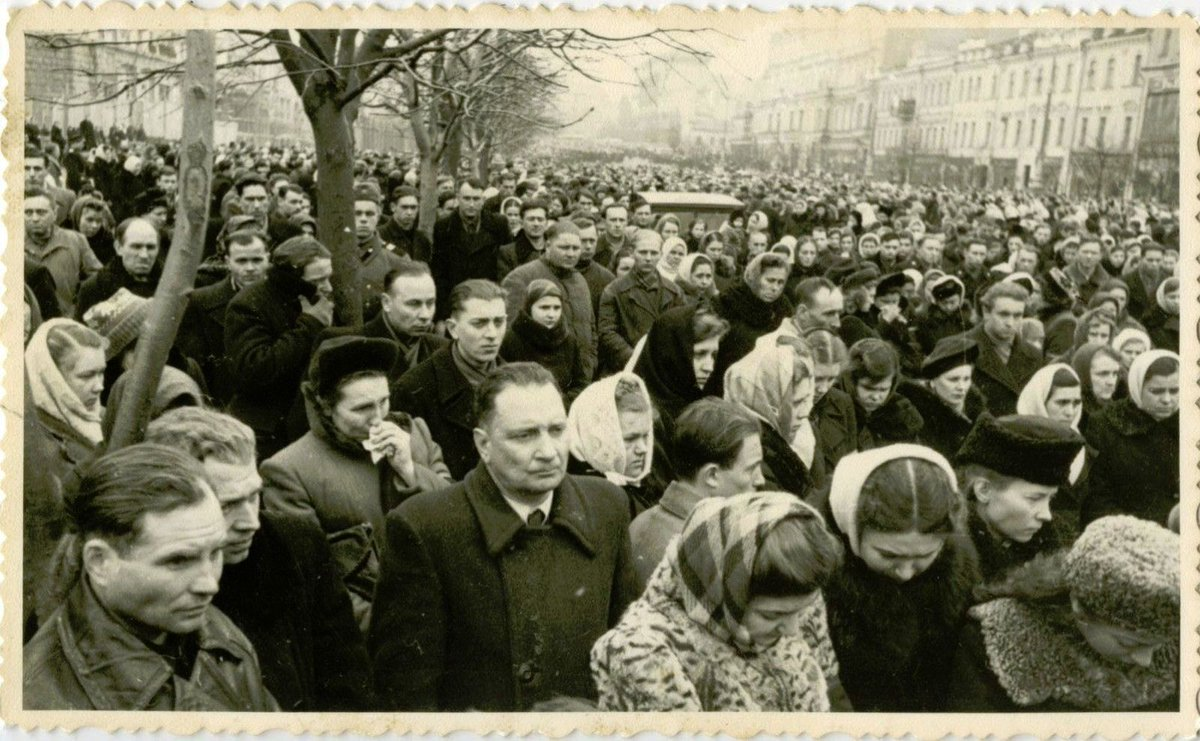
xmin=2 ymin=3 xmax=1198 ymax=738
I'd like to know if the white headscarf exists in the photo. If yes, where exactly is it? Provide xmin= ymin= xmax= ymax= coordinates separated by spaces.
xmin=25 ymin=318 xmax=105 ymax=446
xmin=1127 ymin=349 xmax=1179 ymax=413
xmin=567 ymin=372 xmax=653 ymax=487
xmin=828 ymin=444 xmax=957 ymax=556
xmin=1017 ymin=363 xmax=1085 ymax=483
xmin=1111 ymin=327 xmax=1152 ymax=356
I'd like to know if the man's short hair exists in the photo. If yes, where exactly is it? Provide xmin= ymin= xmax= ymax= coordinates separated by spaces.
xmin=572 ymin=215 xmax=596 ymax=231
xmin=793 ymin=276 xmax=837 ymax=308
xmin=114 ymin=217 xmax=158 ymax=244
xmin=602 ymin=202 xmax=627 ymax=219
xmin=543 ymin=220 xmax=580 ymax=245
xmin=474 ymin=362 xmax=560 ymax=428
xmin=66 ymin=444 xmax=212 ymax=550
xmin=226 ymin=229 xmax=267 ymax=251
xmin=458 ymin=177 xmax=485 ymax=193
xmin=383 ymin=260 xmax=433 ymax=293
xmin=280 ymin=183 xmax=306 ymax=200
xmin=145 ymin=408 xmax=257 ymax=467
xmin=391 ymin=185 xmax=419 ymax=203
xmin=24 ymin=185 xmax=50 ymax=202
xmin=235 ymin=173 xmax=268 ymax=196
xmin=448 ymin=279 xmax=506 ymax=318
xmin=520 ymin=199 xmax=549 ymax=218
xmin=672 ymin=398 xmax=761 ymax=481
xmin=514 ymin=180 xmax=537 ymax=198
xmin=979 ymin=281 xmax=1030 ymax=311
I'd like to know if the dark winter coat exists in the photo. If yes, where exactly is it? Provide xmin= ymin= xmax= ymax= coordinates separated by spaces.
xmin=75 ymin=257 xmax=162 ymax=319
xmin=961 ymin=324 xmax=1043 ymax=416
xmin=225 ymin=270 xmax=326 ymax=456
xmin=814 ymin=380 xmax=924 ymax=472
xmin=966 ymin=507 xmax=1070 ymax=587
xmin=431 ymin=209 xmax=511 ymax=319
xmin=759 ymin=422 xmax=822 ymax=500
xmin=912 ymin=304 xmax=972 ymax=355
xmin=496 ymin=231 xmax=542 ymax=279
xmin=502 ymin=313 xmax=588 ymax=402
xmin=378 ymin=217 xmax=432 ymax=263
xmin=24 ymin=578 xmax=277 ymax=711
xmin=822 ymin=527 xmax=982 ymax=712
xmin=1141 ymin=304 xmax=1179 ymax=353
xmin=578 ymin=259 xmax=616 ymax=319
xmin=320 ymin=311 xmax=449 ymax=382
xmin=597 ymin=270 xmax=686 ymax=373
xmin=898 ymin=378 xmax=987 ymax=461
xmin=213 ymin=512 xmax=373 ymax=711
xmin=1081 ymin=398 xmax=1178 ymax=527
xmin=947 ymin=600 xmax=1178 ymax=712
xmin=177 ymin=275 xmax=241 ymax=406
xmin=501 ymin=258 xmax=597 ymax=381
xmin=711 ymin=282 xmax=792 ymax=395
xmin=390 ymin=345 xmax=482 ymax=480
xmin=368 ymin=464 xmax=639 ymax=711
xmin=1124 ymin=268 xmax=1162 ymax=322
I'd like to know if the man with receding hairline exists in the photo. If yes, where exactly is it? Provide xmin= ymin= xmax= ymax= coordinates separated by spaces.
xmin=370 ymin=362 xmax=637 ymax=711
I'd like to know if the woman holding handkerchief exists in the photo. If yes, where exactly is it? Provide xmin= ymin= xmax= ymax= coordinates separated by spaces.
xmin=262 ymin=336 xmax=452 ymax=629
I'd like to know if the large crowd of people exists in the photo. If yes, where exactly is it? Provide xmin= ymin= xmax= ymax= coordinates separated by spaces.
xmin=21 ymin=126 xmax=1181 ymax=713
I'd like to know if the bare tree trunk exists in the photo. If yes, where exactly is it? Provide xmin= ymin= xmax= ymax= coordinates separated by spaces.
xmin=478 ymin=134 xmax=493 ymax=182
xmin=311 ymin=97 xmax=362 ymax=327
xmin=107 ymin=31 xmax=215 ymax=450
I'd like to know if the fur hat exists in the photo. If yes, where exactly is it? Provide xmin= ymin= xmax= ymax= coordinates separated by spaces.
xmin=1066 ymin=515 xmax=1178 ymax=638
xmin=354 ymin=181 xmax=383 ymax=205
xmin=842 ymin=265 xmax=881 ymax=291
xmin=875 ymin=272 xmax=910 ymax=298
xmin=272 ymin=235 xmax=331 ymax=268
xmin=307 ymin=336 xmax=399 ymax=401
xmin=955 ymin=413 xmax=1084 ymax=485
xmin=921 ymin=335 xmax=979 ymax=380
xmin=929 ymin=274 xmax=965 ymax=302
xmin=82 ymin=287 xmax=149 ymax=360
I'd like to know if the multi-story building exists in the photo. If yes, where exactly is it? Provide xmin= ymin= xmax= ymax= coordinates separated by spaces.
xmin=1133 ymin=28 xmax=1179 ymax=203
xmin=26 ymin=31 xmax=313 ymax=146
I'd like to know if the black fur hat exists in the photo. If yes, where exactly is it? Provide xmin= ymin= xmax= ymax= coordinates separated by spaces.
xmin=955 ymin=413 xmax=1084 ymax=485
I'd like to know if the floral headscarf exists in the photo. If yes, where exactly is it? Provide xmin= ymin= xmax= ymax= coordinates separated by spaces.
xmin=671 ymin=491 xmax=824 ymax=654
xmin=566 ymin=372 xmax=653 ymax=487
xmin=724 ymin=334 xmax=817 ymax=466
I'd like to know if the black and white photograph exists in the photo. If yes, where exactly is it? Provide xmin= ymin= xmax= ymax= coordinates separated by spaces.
xmin=6 ymin=6 xmax=1195 ymax=735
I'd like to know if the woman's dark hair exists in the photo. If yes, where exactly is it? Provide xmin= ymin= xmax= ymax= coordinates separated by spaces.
xmin=67 ymin=443 xmax=211 ymax=550
xmin=1145 ymin=355 xmax=1180 ymax=382
xmin=523 ymin=278 xmax=563 ymax=314
xmin=1050 ymin=367 xmax=1081 ymax=391
xmin=672 ymin=398 xmax=760 ymax=481
xmin=750 ymin=512 xmax=845 ymax=598
xmin=700 ymin=231 xmax=724 ymax=251
xmin=856 ymin=457 xmax=962 ymax=536
xmin=692 ymin=307 xmax=730 ymax=344
xmin=847 ymin=338 xmax=898 ymax=384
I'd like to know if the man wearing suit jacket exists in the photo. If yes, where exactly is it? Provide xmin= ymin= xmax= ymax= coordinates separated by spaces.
xmin=597 ymin=229 xmax=685 ymax=373
xmin=370 ymin=363 xmax=638 ymax=711
xmin=321 ymin=260 xmax=448 ymax=382
xmin=431 ymin=178 xmax=511 ymax=320
xmin=392 ymin=279 xmax=507 ymax=480
xmin=962 ymin=282 xmax=1043 ymax=417
xmin=177 ymin=229 xmax=269 ymax=406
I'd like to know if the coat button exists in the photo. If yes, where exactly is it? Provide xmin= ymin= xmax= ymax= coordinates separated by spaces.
xmin=517 ymin=662 xmax=538 ymax=684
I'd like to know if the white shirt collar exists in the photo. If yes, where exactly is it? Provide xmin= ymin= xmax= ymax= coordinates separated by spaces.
xmin=501 ymin=491 xmax=553 ymax=524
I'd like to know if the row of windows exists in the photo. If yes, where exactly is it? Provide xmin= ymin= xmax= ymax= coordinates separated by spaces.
xmin=878 ymin=113 xmax=1137 ymax=152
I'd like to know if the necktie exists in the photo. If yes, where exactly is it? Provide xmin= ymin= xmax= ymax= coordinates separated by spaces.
xmin=526 ymin=510 xmax=546 ymax=528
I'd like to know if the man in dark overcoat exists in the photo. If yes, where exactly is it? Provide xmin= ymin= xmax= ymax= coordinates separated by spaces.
xmin=370 ymin=363 xmax=639 ymax=711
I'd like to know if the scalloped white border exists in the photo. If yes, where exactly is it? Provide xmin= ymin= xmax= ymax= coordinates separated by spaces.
xmin=1 ymin=3 xmax=1197 ymax=739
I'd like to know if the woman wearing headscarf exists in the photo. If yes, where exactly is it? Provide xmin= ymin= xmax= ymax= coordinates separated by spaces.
xmin=712 ymin=253 xmax=794 ymax=394
xmin=700 ymin=231 xmax=738 ymax=294
xmin=1070 ymin=342 xmax=1123 ymax=435
xmin=816 ymin=339 xmax=924 ymax=471
xmin=1064 ymin=308 xmax=1117 ymax=363
xmin=656 ymin=235 xmax=688 ymax=285
xmin=500 ymin=279 xmax=587 ymax=403
xmin=724 ymin=334 xmax=824 ymax=498
xmin=948 ymin=517 xmax=1178 ymax=711
xmin=100 ymin=365 xmax=205 ymax=442
xmin=1110 ymin=326 xmax=1153 ymax=379
xmin=817 ymin=444 xmax=981 ymax=711
xmin=675 ymin=253 xmax=718 ymax=306
xmin=567 ymin=372 xmax=662 ymax=514
xmin=897 ymin=335 xmax=987 ymax=461
xmin=1081 ymin=350 xmax=1179 ymax=528
xmin=1015 ymin=363 xmax=1093 ymax=531
xmin=591 ymin=492 xmax=848 ymax=711
xmin=1141 ymin=276 xmax=1179 ymax=353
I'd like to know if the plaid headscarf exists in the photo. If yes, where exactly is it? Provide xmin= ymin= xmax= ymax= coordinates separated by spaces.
xmin=670 ymin=491 xmax=822 ymax=654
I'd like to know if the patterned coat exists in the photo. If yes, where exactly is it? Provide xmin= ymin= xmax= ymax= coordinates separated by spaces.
xmin=591 ymin=557 xmax=839 ymax=711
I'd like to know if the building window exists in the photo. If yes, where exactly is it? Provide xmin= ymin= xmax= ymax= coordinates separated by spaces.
xmin=1065 ymin=63 xmax=1074 ymax=91
xmin=1132 ymin=54 xmax=1142 ymax=85
xmin=1122 ymin=115 xmax=1133 ymax=148
xmin=1057 ymin=117 xmax=1065 ymax=145
xmin=1008 ymin=72 xmax=1015 ymax=98
xmin=981 ymin=121 xmax=987 ymax=146
xmin=1022 ymin=69 xmax=1030 ymax=97
xmin=1014 ymin=120 xmax=1022 ymax=146
xmin=1035 ymin=67 xmax=1043 ymax=95
xmin=1029 ymin=118 xmax=1037 ymax=145
xmin=1097 ymin=116 xmax=1106 ymax=147
xmin=991 ymin=74 xmax=998 ymax=97
xmin=1086 ymin=60 xmax=1096 ymax=89
xmin=1104 ymin=57 xmax=1115 ymax=89
xmin=1079 ymin=117 xmax=1088 ymax=146
xmin=1000 ymin=119 xmax=1008 ymax=147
